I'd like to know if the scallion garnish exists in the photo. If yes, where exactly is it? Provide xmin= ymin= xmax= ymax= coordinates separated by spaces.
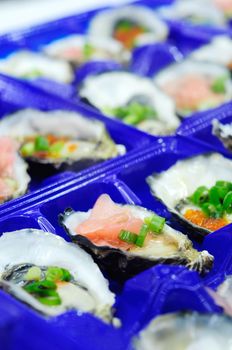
xmin=119 ymin=230 xmax=138 ymax=244
xmin=20 ymin=142 xmax=35 ymax=157
xmin=190 ymin=186 xmax=209 ymax=206
xmin=144 ymin=214 xmax=166 ymax=234
xmin=189 ymin=181 xmax=232 ymax=218
xmin=211 ymin=76 xmax=227 ymax=94
xmin=223 ymin=191 xmax=232 ymax=213
xmin=35 ymin=136 xmax=49 ymax=151
xmin=37 ymin=291 xmax=61 ymax=306
xmin=49 ymin=141 xmax=64 ymax=154
xmin=46 ymin=266 xmax=72 ymax=282
xmin=135 ymin=224 xmax=149 ymax=247
xmin=23 ymin=265 xmax=73 ymax=307
xmin=112 ymin=102 xmax=157 ymax=126
xmin=24 ymin=266 xmax=42 ymax=281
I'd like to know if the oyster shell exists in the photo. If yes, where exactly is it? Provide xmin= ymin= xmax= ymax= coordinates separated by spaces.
xmin=147 ymin=153 xmax=232 ymax=238
xmin=79 ymin=71 xmax=180 ymax=135
xmin=212 ymin=119 xmax=232 ymax=152
xmin=154 ymin=60 xmax=232 ymax=117
xmin=88 ymin=6 xmax=168 ymax=49
xmin=191 ymin=36 xmax=232 ymax=69
xmin=0 ymin=50 xmax=74 ymax=83
xmin=0 ymin=109 xmax=125 ymax=176
xmin=60 ymin=195 xmax=213 ymax=281
xmin=158 ymin=0 xmax=226 ymax=26
xmin=135 ymin=312 xmax=232 ymax=350
xmin=43 ymin=34 xmax=130 ymax=65
xmin=0 ymin=229 xmax=115 ymax=319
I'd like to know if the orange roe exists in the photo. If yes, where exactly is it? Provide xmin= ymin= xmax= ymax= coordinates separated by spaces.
xmin=114 ymin=26 xmax=145 ymax=49
xmin=184 ymin=209 xmax=228 ymax=231
xmin=68 ymin=144 xmax=78 ymax=153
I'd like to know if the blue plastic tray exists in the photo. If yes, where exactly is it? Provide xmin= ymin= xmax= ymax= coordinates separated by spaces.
xmin=0 ymin=1 xmax=232 ymax=348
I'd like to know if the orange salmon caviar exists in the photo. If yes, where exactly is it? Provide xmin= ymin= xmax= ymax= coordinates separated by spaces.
xmin=68 ymin=144 xmax=78 ymax=153
xmin=184 ymin=209 xmax=228 ymax=231
xmin=114 ymin=27 xmax=145 ymax=49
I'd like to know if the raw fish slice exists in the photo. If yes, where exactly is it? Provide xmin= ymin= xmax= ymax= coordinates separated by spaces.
xmin=163 ymin=75 xmax=224 ymax=111
xmin=77 ymin=194 xmax=143 ymax=249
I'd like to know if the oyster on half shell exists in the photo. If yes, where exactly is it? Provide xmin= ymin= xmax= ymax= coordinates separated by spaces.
xmin=88 ymin=6 xmax=168 ymax=50
xmin=60 ymin=194 xmax=213 ymax=281
xmin=0 ymin=109 xmax=125 ymax=176
xmin=79 ymin=71 xmax=179 ymax=135
xmin=0 ymin=50 xmax=74 ymax=83
xmin=147 ymin=153 xmax=232 ymax=238
xmin=0 ymin=229 xmax=115 ymax=320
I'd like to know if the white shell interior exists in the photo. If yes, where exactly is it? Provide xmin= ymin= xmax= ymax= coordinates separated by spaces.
xmin=191 ymin=36 xmax=232 ymax=66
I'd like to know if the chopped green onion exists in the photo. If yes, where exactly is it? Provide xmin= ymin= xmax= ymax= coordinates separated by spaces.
xmin=135 ymin=224 xmax=149 ymax=247
xmin=37 ymin=292 xmax=61 ymax=306
xmin=119 ymin=230 xmax=138 ymax=244
xmin=190 ymin=186 xmax=209 ymax=206
xmin=22 ymin=69 xmax=42 ymax=79
xmin=123 ymin=113 xmax=144 ymax=125
xmin=24 ymin=280 xmax=56 ymax=294
xmin=24 ymin=266 xmax=42 ymax=281
xmin=201 ymin=202 xmax=222 ymax=218
xmin=216 ymin=181 xmax=232 ymax=189
xmin=211 ymin=76 xmax=227 ymax=94
xmin=83 ymin=43 xmax=94 ymax=59
xmin=223 ymin=191 xmax=232 ymax=213
xmin=210 ymin=185 xmax=230 ymax=205
xmin=20 ymin=142 xmax=35 ymax=156
xmin=46 ymin=266 xmax=72 ymax=282
xmin=112 ymin=102 xmax=157 ymax=125
xmin=189 ymin=181 xmax=232 ymax=218
xmin=49 ymin=141 xmax=64 ymax=154
xmin=144 ymin=214 xmax=165 ymax=234
xmin=35 ymin=136 xmax=49 ymax=151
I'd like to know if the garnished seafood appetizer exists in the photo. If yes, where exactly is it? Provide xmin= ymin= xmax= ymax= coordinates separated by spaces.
xmin=60 ymin=194 xmax=213 ymax=280
xmin=89 ymin=6 xmax=168 ymax=50
xmin=154 ymin=60 xmax=232 ymax=117
xmin=0 ymin=229 xmax=115 ymax=319
xmin=0 ymin=51 xmax=73 ymax=83
xmin=79 ymin=71 xmax=179 ymax=135
xmin=148 ymin=153 xmax=232 ymax=235
xmin=44 ymin=34 xmax=130 ymax=65
xmin=0 ymin=109 xmax=125 ymax=174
